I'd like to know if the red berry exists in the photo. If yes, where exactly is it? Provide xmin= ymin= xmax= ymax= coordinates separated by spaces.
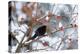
xmin=74 ymin=24 xmax=77 ymax=27
xmin=60 ymin=27 xmax=64 ymax=31
xmin=69 ymin=38 xmax=72 ymax=41
xmin=42 ymin=42 xmax=49 ymax=46
xmin=56 ymin=16 xmax=62 ymax=19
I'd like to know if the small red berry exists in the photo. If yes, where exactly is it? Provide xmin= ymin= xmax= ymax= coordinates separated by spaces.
xmin=60 ymin=27 xmax=64 ymax=31
xmin=42 ymin=42 xmax=49 ymax=46
xmin=74 ymin=24 xmax=77 ymax=27
xmin=56 ymin=16 xmax=62 ymax=19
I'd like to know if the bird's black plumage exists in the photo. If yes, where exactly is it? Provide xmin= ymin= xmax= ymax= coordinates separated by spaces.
xmin=28 ymin=25 xmax=46 ymax=41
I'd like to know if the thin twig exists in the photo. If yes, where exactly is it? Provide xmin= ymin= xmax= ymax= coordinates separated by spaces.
xmin=15 ymin=29 xmax=30 ymax=53
xmin=56 ymin=40 xmax=63 ymax=50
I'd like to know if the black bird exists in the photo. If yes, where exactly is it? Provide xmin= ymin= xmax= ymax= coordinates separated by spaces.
xmin=27 ymin=25 xmax=46 ymax=41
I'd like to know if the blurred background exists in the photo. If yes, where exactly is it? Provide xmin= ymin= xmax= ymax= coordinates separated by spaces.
xmin=8 ymin=1 xmax=78 ymax=53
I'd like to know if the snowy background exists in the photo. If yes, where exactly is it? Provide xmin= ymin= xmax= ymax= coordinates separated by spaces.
xmin=8 ymin=1 xmax=78 ymax=53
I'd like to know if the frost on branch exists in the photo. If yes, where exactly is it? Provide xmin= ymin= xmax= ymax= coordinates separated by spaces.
xmin=8 ymin=1 xmax=78 ymax=53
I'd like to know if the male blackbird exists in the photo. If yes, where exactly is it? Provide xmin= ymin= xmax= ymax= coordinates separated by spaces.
xmin=27 ymin=25 xmax=46 ymax=41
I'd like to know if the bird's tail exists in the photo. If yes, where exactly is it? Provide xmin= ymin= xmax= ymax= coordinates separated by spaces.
xmin=31 ymin=34 xmax=37 ymax=40
xmin=27 ymin=34 xmax=37 ymax=41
